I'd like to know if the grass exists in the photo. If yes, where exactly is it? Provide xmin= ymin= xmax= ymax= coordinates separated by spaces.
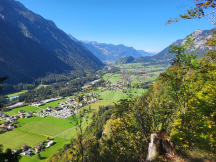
xmin=20 ymin=137 xmax=71 ymax=162
xmin=100 ymin=89 xmax=128 ymax=101
xmin=102 ymin=73 xmax=112 ymax=81
xmin=35 ymin=84 xmax=49 ymax=90
xmin=66 ymin=114 xmax=79 ymax=120
xmin=4 ymin=106 xmax=41 ymax=116
xmin=39 ymin=98 xmax=67 ymax=109
xmin=0 ymin=128 xmax=45 ymax=151
xmin=0 ymin=120 xmax=5 ymax=124
xmin=147 ymin=76 xmax=157 ymax=81
xmin=109 ymin=74 xmax=122 ymax=83
xmin=1 ymin=95 xmax=117 ymax=161
xmin=6 ymin=90 xmax=28 ymax=97
xmin=84 ymin=89 xmax=103 ymax=95
xmin=0 ymin=115 xmax=83 ymax=151
xmin=127 ymin=88 xmax=148 ymax=96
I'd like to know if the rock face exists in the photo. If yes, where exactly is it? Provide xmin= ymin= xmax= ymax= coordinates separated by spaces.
xmin=146 ymin=133 xmax=158 ymax=161
xmin=146 ymin=130 xmax=175 ymax=161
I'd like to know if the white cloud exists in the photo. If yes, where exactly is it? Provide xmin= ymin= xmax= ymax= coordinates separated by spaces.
xmin=145 ymin=49 xmax=159 ymax=54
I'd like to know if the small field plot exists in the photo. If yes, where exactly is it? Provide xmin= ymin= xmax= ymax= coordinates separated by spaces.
xmin=35 ymin=84 xmax=49 ymax=90
xmin=109 ymin=74 xmax=122 ymax=83
xmin=17 ymin=116 xmax=82 ymax=136
xmin=0 ymin=128 xmax=44 ymax=151
xmin=0 ymin=120 xmax=5 ymax=124
xmin=39 ymin=98 xmax=67 ymax=109
xmin=4 ymin=106 xmax=41 ymax=116
xmin=84 ymin=89 xmax=103 ymax=95
xmin=127 ymin=89 xmax=148 ymax=96
xmin=102 ymin=73 xmax=112 ymax=81
xmin=100 ymin=89 xmax=127 ymax=101
xmin=6 ymin=90 xmax=28 ymax=97
xmin=147 ymin=76 xmax=157 ymax=81
xmin=0 ymin=115 xmax=82 ymax=151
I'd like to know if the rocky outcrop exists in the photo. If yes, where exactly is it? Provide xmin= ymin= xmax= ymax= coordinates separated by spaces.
xmin=146 ymin=130 xmax=176 ymax=161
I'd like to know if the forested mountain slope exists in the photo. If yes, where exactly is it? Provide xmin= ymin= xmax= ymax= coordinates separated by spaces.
xmin=0 ymin=0 xmax=103 ymax=84
xmin=115 ymin=56 xmax=135 ymax=64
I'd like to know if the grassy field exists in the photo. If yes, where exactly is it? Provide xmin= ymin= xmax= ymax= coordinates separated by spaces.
xmin=0 ymin=120 xmax=5 ymax=124
xmin=100 ymin=89 xmax=128 ymax=101
xmin=35 ymin=84 xmax=49 ymax=90
xmin=84 ymin=89 xmax=103 ymax=95
xmin=0 ymin=115 xmax=83 ymax=150
xmin=17 ymin=100 xmax=109 ymax=162
xmin=39 ymin=98 xmax=68 ymax=109
xmin=0 ymin=128 xmax=45 ymax=151
xmin=6 ymin=90 xmax=28 ymax=97
xmin=20 ymin=137 xmax=71 ymax=162
xmin=102 ymin=73 xmax=112 ymax=81
xmin=108 ymin=74 xmax=122 ymax=83
xmin=4 ymin=106 xmax=41 ymax=116
xmin=66 ymin=114 xmax=79 ymax=120
xmin=127 ymin=88 xmax=148 ymax=96
xmin=147 ymin=76 xmax=157 ymax=81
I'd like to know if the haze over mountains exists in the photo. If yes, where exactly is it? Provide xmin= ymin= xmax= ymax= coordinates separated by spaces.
xmin=0 ymin=0 xmax=103 ymax=84
xmin=67 ymin=34 xmax=155 ymax=62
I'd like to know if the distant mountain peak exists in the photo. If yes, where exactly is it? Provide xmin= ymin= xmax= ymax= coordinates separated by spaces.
xmin=67 ymin=35 xmax=155 ymax=61
xmin=135 ymin=27 xmax=216 ymax=65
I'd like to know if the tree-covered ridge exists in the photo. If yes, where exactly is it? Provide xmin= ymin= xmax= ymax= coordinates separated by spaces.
xmin=48 ymin=38 xmax=216 ymax=161
xmin=115 ymin=56 xmax=135 ymax=64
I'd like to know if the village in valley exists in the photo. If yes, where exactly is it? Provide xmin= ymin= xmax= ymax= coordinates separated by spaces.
xmin=0 ymin=63 xmax=168 ymax=161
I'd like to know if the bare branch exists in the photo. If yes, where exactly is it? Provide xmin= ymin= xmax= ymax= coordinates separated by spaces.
xmin=182 ymin=10 xmax=216 ymax=19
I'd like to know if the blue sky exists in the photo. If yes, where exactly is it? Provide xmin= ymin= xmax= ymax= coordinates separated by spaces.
xmin=17 ymin=0 xmax=215 ymax=53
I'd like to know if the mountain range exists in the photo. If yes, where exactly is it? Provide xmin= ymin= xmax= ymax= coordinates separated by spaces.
xmin=0 ymin=0 xmax=103 ymax=84
xmin=136 ymin=28 xmax=216 ymax=64
xmin=67 ymin=34 xmax=155 ymax=62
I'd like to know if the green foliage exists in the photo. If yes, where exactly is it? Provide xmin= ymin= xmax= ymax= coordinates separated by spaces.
xmin=0 ymin=145 xmax=21 ymax=162
xmin=49 ymin=35 xmax=216 ymax=161
xmin=167 ymin=0 xmax=216 ymax=25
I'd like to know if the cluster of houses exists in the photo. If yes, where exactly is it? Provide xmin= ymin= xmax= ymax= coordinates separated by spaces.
xmin=0 ymin=110 xmax=33 ymax=133
xmin=82 ymin=93 xmax=99 ymax=105
xmin=108 ymin=82 xmax=128 ymax=90
xmin=18 ymin=110 xmax=32 ymax=118
xmin=18 ymin=140 xmax=55 ymax=156
xmin=0 ymin=111 xmax=17 ymax=132
xmin=34 ymin=106 xmax=78 ymax=119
